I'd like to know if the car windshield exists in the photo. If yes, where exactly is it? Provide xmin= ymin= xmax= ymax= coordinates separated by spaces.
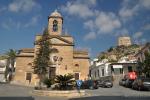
xmin=104 ymin=80 xmax=111 ymax=82
xmin=143 ymin=78 xmax=150 ymax=82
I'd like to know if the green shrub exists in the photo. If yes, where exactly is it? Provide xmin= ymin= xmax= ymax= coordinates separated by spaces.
xmin=43 ymin=77 xmax=52 ymax=88
xmin=55 ymin=74 xmax=75 ymax=90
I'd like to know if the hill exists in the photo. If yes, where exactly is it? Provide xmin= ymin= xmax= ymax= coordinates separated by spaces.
xmin=97 ymin=44 xmax=141 ymax=62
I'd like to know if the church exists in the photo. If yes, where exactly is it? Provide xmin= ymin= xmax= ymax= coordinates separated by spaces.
xmin=13 ymin=10 xmax=90 ymax=86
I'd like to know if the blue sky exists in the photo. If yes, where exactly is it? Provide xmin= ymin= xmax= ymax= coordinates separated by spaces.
xmin=0 ymin=0 xmax=150 ymax=58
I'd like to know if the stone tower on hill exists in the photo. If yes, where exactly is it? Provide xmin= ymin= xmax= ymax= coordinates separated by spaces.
xmin=118 ymin=36 xmax=132 ymax=46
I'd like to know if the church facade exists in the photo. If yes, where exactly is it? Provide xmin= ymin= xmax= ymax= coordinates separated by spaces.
xmin=13 ymin=10 xmax=90 ymax=86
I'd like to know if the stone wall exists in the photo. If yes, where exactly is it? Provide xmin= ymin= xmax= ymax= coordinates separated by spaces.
xmin=13 ymin=56 xmax=38 ymax=86
xmin=73 ymin=58 xmax=89 ymax=80
xmin=33 ymin=90 xmax=85 ymax=98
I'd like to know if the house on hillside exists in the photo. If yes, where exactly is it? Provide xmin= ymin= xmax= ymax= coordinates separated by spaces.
xmin=135 ymin=42 xmax=150 ymax=62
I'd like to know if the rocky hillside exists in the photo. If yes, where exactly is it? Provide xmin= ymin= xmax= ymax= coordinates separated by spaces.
xmin=97 ymin=44 xmax=141 ymax=62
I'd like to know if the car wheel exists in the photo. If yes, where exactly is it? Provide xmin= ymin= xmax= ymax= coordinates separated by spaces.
xmin=89 ymin=86 xmax=93 ymax=90
xmin=132 ymin=85 xmax=134 ymax=89
xmin=138 ymin=87 xmax=141 ymax=91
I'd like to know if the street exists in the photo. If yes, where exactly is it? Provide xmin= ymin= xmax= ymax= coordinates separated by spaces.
xmin=0 ymin=84 xmax=150 ymax=100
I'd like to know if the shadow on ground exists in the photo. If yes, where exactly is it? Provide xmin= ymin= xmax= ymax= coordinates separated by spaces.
xmin=0 ymin=96 xmax=34 ymax=100
xmin=69 ymin=96 xmax=150 ymax=100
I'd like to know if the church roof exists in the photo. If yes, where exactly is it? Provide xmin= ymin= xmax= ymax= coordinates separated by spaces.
xmin=19 ymin=48 xmax=34 ymax=53
xmin=49 ymin=9 xmax=62 ymax=17
xmin=73 ymin=50 xmax=89 ymax=59
xmin=73 ymin=50 xmax=88 ymax=55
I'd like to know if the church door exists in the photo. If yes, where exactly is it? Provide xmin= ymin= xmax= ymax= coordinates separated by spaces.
xmin=49 ymin=67 xmax=56 ymax=79
xmin=75 ymin=73 xmax=79 ymax=80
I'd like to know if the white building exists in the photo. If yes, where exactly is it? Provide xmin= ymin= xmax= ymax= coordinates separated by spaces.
xmin=90 ymin=56 xmax=137 ymax=82
xmin=0 ymin=59 xmax=7 ymax=82
xmin=110 ymin=56 xmax=137 ymax=76
xmin=90 ymin=59 xmax=111 ymax=80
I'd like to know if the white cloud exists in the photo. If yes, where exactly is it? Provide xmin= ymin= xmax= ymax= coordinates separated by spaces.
xmin=132 ymin=32 xmax=146 ymax=44
xmin=61 ymin=0 xmax=96 ymax=18
xmin=62 ymin=0 xmax=122 ymax=41
xmin=115 ymin=28 xmax=129 ymax=36
xmin=119 ymin=8 xmax=136 ymax=19
xmin=24 ymin=16 xmax=40 ymax=28
xmin=140 ymin=0 xmax=150 ymax=9
xmin=133 ymin=32 xmax=143 ymax=39
xmin=119 ymin=1 xmax=139 ymax=21
xmin=8 ymin=0 xmax=40 ymax=13
xmin=1 ymin=18 xmax=21 ymax=30
xmin=95 ymin=12 xmax=121 ymax=33
xmin=84 ymin=20 xmax=95 ymax=30
xmin=84 ymin=32 xmax=96 ymax=41
xmin=84 ymin=11 xmax=121 ymax=35
xmin=142 ymin=24 xmax=150 ymax=30
xmin=119 ymin=0 xmax=150 ymax=21
xmin=1 ymin=16 xmax=39 ymax=29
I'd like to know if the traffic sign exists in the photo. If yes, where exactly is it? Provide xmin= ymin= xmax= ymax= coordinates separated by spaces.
xmin=76 ymin=80 xmax=82 ymax=87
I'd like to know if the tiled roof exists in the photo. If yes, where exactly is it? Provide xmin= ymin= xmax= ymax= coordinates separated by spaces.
xmin=73 ymin=50 xmax=88 ymax=55
xmin=19 ymin=48 xmax=34 ymax=53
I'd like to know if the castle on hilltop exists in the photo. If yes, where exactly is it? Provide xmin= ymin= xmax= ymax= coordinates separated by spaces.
xmin=118 ymin=36 xmax=132 ymax=46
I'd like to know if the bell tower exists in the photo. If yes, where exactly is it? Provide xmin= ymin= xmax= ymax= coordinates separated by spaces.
xmin=48 ymin=10 xmax=63 ymax=35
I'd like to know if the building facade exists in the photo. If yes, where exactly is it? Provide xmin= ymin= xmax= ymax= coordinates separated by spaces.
xmin=13 ymin=10 xmax=90 ymax=86
xmin=0 ymin=59 xmax=7 ymax=82
xmin=135 ymin=42 xmax=150 ymax=62
xmin=90 ymin=56 xmax=137 ymax=83
xmin=89 ymin=59 xmax=111 ymax=80
xmin=118 ymin=36 xmax=132 ymax=46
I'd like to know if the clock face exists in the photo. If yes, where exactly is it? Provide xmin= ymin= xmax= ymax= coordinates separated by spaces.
xmin=50 ymin=54 xmax=63 ymax=65
xmin=50 ymin=54 xmax=58 ymax=63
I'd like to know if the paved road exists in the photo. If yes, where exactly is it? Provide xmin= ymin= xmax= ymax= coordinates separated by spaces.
xmin=82 ymin=84 xmax=150 ymax=100
xmin=86 ymin=84 xmax=150 ymax=97
xmin=0 ymin=84 xmax=150 ymax=100
xmin=0 ymin=84 xmax=67 ymax=100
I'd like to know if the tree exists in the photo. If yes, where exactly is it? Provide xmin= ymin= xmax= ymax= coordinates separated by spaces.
xmin=6 ymin=49 xmax=17 ymax=68
xmin=5 ymin=49 xmax=17 ymax=81
xmin=33 ymin=28 xmax=51 ymax=87
xmin=107 ymin=47 xmax=113 ymax=52
xmin=137 ymin=59 xmax=143 ymax=76
xmin=143 ymin=52 xmax=150 ymax=78
xmin=55 ymin=74 xmax=75 ymax=90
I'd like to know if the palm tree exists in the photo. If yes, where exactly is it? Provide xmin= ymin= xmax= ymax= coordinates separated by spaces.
xmin=6 ymin=49 xmax=17 ymax=67
xmin=5 ymin=49 xmax=17 ymax=81
xmin=55 ymin=74 xmax=75 ymax=90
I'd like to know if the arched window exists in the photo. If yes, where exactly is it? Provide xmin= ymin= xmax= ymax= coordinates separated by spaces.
xmin=75 ymin=64 xmax=79 ymax=67
xmin=53 ymin=20 xmax=58 ymax=32
xmin=75 ymin=64 xmax=79 ymax=68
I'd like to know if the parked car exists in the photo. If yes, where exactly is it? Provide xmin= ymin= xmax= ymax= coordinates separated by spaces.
xmin=132 ymin=77 xmax=150 ymax=91
xmin=124 ymin=72 xmax=137 ymax=88
xmin=100 ymin=80 xmax=113 ymax=88
xmin=97 ymin=80 xmax=103 ymax=87
xmin=119 ymin=78 xmax=126 ymax=86
xmin=125 ymin=79 xmax=134 ymax=88
xmin=82 ymin=80 xmax=98 ymax=89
